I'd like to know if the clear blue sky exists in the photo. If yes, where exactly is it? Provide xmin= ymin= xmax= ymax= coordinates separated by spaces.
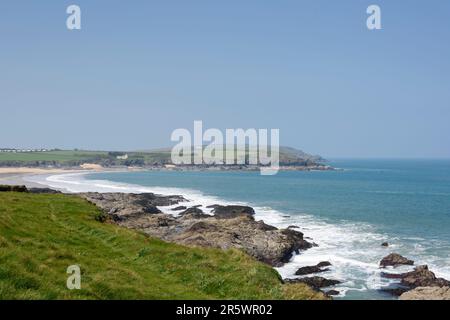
xmin=1 ymin=0 xmax=449 ymax=158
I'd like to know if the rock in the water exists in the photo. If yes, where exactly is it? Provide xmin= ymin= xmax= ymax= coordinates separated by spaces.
xmin=295 ymin=266 xmax=327 ymax=276
xmin=325 ymin=290 xmax=340 ymax=296
xmin=381 ymin=265 xmax=450 ymax=296
xmin=379 ymin=253 xmax=414 ymax=268
xmin=317 ymin=261 xmax=332 ymax=268
xmin=171 ymin=206 xmax=187 ymax=211
xmin=212 ymin=205 xmax=255 ymax=219
xmin=400 ymin=265 xmax=450 ymax=288
xmin=399 ymin=286 xmax=450 ymax=300
xmin=286 ymin=276 xmax=341 ymax=289
xmin=380 ymin=272 xmax=403 ymax=279
xmin=381 ymin=242 xmax=389 ymax=247
xmin=295 ymin=262 xmax=332 ymax=276
xmin=380 ymin=285 xmax=410 ymax=296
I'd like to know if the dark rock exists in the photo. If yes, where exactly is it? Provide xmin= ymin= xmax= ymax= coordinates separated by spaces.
xmin=317 ymin=261 xmax=332 ymax=268
xmin=278 ymin=229 xmax=313 ymax=262
xmin=28 ymin=188 xmax=61 ymax=194
xmin=381 ymin=285 xmax=410 ymax=296
xmin=287 ymin=225 xmax=300 ymax=229
xmin=132 ymin=193 xmax=185 ymax=207
xmin=212 ymin=205 xmax=255 ymax=219
xmin=325 ymin=290 xmax=340 ymax=296
xmin=381 ymin=265 xmax=450 ymax=297
xmin=171 ymin=206 xmax=187 ymax=211
xmin=381 ymin=272 xmax=403 ymax=279
xmin=0 ymin=185 xmax=28 ymax=192
xmin=286 ymin=276 xmax=341 ymax=289
xmin=295 ymin=262 xmax=332 ymax=276
xmin=401 ymin=265 xmax=450 ymax=289
xmin=179 ymin=207 xmax=205 ymax=216
xmin=295 ymin=265 xmax=329 ymax=276
xmin=206 ymin=204 xmax=220 ymax=209
xmin=381 ymin=242 xmax=389 ymax=247
xmin=380 ymin=253 xmax=414 ymax=268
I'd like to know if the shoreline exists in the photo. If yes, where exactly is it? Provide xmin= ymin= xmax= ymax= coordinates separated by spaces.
xmin=0 ymin=166 xmax=143 ymax=190
xmin=2 ymin=167 xmax=449 ymax=300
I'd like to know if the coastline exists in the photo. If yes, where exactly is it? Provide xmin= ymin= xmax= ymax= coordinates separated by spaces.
xmin=0 ymin=168 xmax=102 ymax=189
xmin=0 ymin=166 xmax=144 ymax=190
xmin=3 ymin=166 xmax=450 ymax=300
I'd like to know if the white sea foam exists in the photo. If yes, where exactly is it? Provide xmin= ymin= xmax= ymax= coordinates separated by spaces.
xmin=24 ymin=172 xmax=450 ymax=299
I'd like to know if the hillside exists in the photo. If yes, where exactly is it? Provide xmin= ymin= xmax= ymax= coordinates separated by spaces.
xmin=0 ymin=192 xmax=325 ymax=300
xmin=0 ymin=146 xmax=326 ymax=168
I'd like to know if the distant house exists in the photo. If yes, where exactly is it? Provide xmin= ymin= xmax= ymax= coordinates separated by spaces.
xmin=117 ymin=154 xmax=128 ymax=160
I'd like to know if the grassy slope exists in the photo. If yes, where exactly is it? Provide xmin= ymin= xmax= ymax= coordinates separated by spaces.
xmin=0 ymin=192 xmax=324 ymax=300
xmin=0 ymin=147 xmax=322 ymax=166
xmin=0 ymin=150 xmax=109 ymax=162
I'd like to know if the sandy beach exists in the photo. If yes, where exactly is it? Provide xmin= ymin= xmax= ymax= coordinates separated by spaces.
xmin=0 ymin=167 xmax=103 ymax=188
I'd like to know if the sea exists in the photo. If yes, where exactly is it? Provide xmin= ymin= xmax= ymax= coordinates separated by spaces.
xmin=28 ymin=159 xmax=450 ymax=300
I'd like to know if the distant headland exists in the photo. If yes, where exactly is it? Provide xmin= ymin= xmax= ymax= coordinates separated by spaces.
xmin=0 ymin=146 xmax=333 ymax=171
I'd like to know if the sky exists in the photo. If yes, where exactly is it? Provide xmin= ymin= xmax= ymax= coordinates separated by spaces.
xmin=1 ymin=0 xmax=450 ymax=158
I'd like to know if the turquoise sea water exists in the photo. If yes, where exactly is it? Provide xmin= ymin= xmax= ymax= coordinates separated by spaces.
xmin=35 ymin=159 xmax=450 ymax=299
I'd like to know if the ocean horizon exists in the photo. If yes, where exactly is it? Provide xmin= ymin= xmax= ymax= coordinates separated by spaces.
xmin=26 ymin=158 xmax=450 ymax=300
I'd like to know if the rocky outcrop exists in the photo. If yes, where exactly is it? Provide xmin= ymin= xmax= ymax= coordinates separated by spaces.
xmin=178 ymin=207 xmax=211 ymax=219
xmin=401 ymin=265 xmax=450 ymax=288
xmin=78 ymin=192 xmax=313 ymax=267
xmin=399 ymin=286 xmax=450 ymax=300
xmin=0 ymin=185 xmax=28 ymax=192
xmin=211 ymin=205 xmax=255 ymax=219
xmin=80 ymin=192 xmax=185 ymax=221
xmin=381 ymin=265 xmax=450 ymax=297
xmin=295 ymin=261 xmax=332 ymax=276
xmin=325 ymin=290 xmax=340 ymax=296
xmin=285 ymin=276 xmax=341 ymax=289
xmin=171 ymin=206 xmax=187 ymax=211
xmin=379 ymin=253 xmax=414 ymax=268
xmin=0 ymin=185 xmax=61 ymax=194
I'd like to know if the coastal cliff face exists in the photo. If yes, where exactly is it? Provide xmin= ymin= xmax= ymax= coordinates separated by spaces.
xmin=79 ymin=192 xmax=312 ymax=267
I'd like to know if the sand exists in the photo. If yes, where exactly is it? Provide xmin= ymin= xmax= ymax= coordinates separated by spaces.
xmin=0 ymin=167 xmax=102 ymax=188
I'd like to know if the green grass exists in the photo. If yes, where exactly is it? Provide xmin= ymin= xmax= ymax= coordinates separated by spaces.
xmin=0 ymin=146 xmax=323 ymax=167
xmin=0 ymin=192 xmax=324 ymax=300
xmin=0 ymin=150 xmax=109 ymax=162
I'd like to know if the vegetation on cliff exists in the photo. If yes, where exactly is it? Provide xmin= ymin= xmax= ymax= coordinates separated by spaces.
xmin=0 ymin=192 xmax=325 ymax=300
xmin=0 ymin=147 xmax=326 ymax=168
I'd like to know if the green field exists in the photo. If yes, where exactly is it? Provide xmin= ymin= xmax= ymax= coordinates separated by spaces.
xmin=0 ymin=150 xmax=169 ymax=167
xmin=0 ymin=150 xmax=109 ymax=162
xmin=0 ymin=147 xmax=323 ymax=167
xmin=0 ymin=192 xmax=324 ymax=300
